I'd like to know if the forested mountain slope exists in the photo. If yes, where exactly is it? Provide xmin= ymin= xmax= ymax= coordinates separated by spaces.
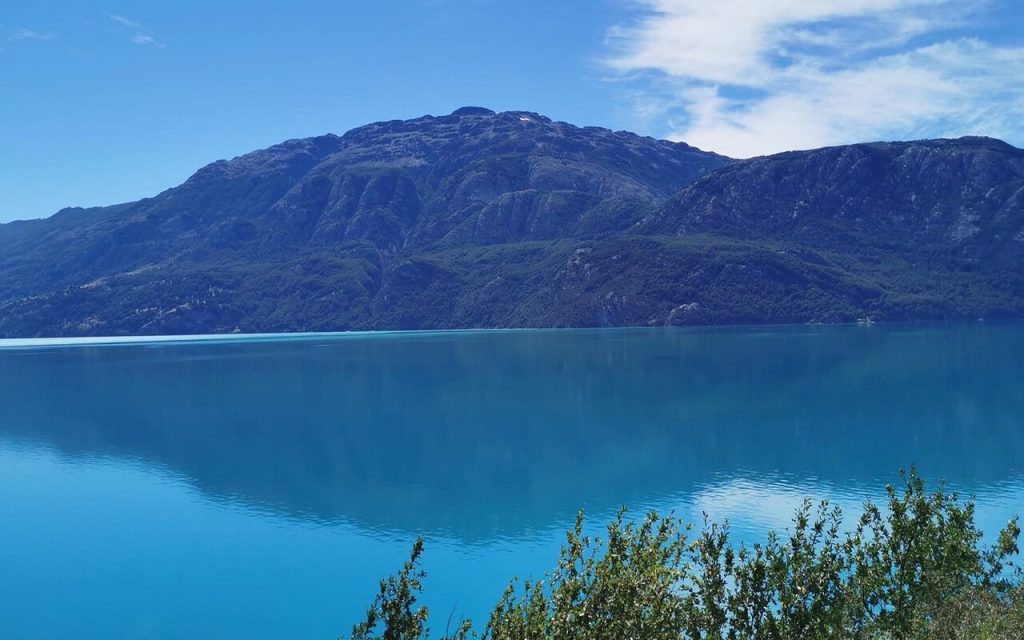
xmin=1 ymin=109 xmax=1021 ymax=337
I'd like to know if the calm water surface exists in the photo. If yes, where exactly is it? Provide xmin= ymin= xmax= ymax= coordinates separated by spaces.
xmin=1 ymin=325 xmax=1022 ymax=638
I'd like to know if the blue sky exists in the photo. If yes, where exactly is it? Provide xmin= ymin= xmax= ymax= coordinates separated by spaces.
xmin=2 ymin=0 xmax=1024 ymax=223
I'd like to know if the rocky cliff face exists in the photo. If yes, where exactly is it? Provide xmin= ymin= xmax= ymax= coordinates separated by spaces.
xmin=1 ymin=110 xmax=1022 ymax=337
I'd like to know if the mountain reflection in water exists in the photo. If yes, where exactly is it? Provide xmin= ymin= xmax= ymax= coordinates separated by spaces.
xmin=2 ymin=325 xmax=1022 ymax=543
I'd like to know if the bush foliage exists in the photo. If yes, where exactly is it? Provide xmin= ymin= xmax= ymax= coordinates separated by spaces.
xmin=347 ymin=470 xmax=1021 ymax=640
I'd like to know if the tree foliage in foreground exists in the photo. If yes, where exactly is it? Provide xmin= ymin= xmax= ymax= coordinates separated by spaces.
xmin=347 ymin=470 xmax=1021 ymax=640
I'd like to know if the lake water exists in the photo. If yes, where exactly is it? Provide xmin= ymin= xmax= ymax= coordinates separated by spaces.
xmin=1 ymin=325 xmax=1022 ymax=638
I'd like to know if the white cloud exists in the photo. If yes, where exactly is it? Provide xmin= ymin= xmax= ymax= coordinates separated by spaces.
xmin=130 ymin=33 xmax=165 ymax=48
xmin=108 ymin=14 xmax=144 ymax=30
xmin=10 ymin=28 xmax=55 ymax=41
xmin=606 ymin=0 xmax=1024 ymax=157
xmin=108 ymin=13 xmax=165 ymax=48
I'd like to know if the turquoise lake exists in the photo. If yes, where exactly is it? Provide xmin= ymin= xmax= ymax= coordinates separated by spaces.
xmin=1 ymin=325 xmax=1023 ymax=638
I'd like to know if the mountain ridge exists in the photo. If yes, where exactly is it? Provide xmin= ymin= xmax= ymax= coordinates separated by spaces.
xmin=1 ymin=108 xmax=1022 ymax=337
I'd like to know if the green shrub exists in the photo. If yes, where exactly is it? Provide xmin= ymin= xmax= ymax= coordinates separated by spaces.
xmin=348 ymin=470 xmax=1020 ymax=640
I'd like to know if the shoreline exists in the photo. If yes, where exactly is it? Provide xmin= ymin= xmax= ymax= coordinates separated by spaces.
xmin=0 ymin=318 xmax=1018 ymax=351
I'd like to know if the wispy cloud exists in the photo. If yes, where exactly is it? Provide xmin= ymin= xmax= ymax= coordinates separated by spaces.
xmin=107 ymin=13 xmax=165 ymax=48
xmin=130 ymin=33 xmax=164 ymax=47
xmin=108 ymin=14 xmax=143 ymax=30
xmin=9 ymin=28 xmax=56 ymax=41
xmin=605 ymin=0 xmax=1024 ymax=157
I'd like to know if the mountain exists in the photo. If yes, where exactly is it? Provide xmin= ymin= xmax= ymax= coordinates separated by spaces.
xmin=0 ymin=108 xmax=1022 ymax=337
xmin=647 ymin=137 xmax=1024 ymax=256
xmin=640 ymin=137 xmax=1024 ymax=323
